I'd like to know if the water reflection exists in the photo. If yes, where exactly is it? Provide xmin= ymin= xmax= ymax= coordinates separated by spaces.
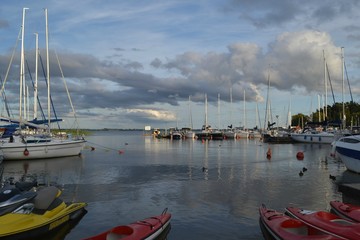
xmin=27 ymin=210 xmax=87 ymax=240
xmin=0 ymin=131 xmax=348 ymax=239
xmin=1 ymin=156 xmax=84 ymax=185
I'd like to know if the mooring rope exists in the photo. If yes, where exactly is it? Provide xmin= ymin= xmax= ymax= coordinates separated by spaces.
xmin=85 ymin=140 xmax=124 ymax=153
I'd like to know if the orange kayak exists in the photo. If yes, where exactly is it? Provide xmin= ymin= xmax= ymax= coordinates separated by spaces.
xmin=83 ymin=208 xmax=171 ymax=240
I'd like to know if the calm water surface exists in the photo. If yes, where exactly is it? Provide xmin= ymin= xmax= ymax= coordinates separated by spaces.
xmin=0 ymin=130 xmax=351 ymax=239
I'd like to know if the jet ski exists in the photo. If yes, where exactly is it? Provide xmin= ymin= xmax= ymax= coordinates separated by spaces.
xmin=0 ymin=185 xmax=87 ymax=239
xmin=0 ymin=180 xmax=38 ymax=216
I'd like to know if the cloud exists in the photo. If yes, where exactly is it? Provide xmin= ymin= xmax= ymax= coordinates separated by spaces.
xmin=0 ymin=28 xmax=351 ymax=128
xmin=225 ymin=0 xmax=360 ymax=29
xmin=264 ymin=30 xmax=342 ymax=92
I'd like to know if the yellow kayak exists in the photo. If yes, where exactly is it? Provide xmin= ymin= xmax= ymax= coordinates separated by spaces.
xmin=0 ymin=185 xmax=87 ymax=239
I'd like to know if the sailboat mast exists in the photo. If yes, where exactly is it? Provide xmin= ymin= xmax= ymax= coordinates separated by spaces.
xmin=243 ymin=89 xmax=246 ymax=130
xmin=264 ymin=69 xmax=270 ymax=130
xmin=205 ymin=93 xmax=208 ymax=128
xmin=341 ymin=47 xmax=346 ymax=129
xmin=34 ymin=33 xmax=38 ymax=120
xmin=323 ymin=50 xmax=327 ymax=119
xmin=256 ymin=101 xmax=260 ymax=129
xmin=317 ymin=95 xmax=321 ymax=122
xmin=19 ymin=8 xmax=28 ymax=123
xmin=229 ymin=87 xmax=233 ymax=126
xmin=45 ymin=8 xmax=51 ymax=133
xmin=287 ymin=97 xmax=292 ymax=128
xmin=188 ymin=96 xmax=193 ymax=129
xmin=218 ymin=93 xmax=220 ymax=129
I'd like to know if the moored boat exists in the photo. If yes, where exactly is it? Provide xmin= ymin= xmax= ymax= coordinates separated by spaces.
xmin=83 ymin=208 xmax=171 ymax=240
xmin=210 ymin=129 xmax=224 ymax=140
xmin=259 ymin=204 xmax=341 ymax=240
xmin=235 ymin=129 xmax=249 ymax=139
xmin=290 ymin=129 xmax=334 ymax=144
xmin=0 ymin=135 xmax=86 ymax=160
xmin=332 ymin=135 xmax=360 ymax=173
xmin=181 ymin=127 xmax=195 ymax=139
xmin=262 ymin=130 xmax=293 ymax=143
xmin=223 ymin=130 xmax=236 ymax=139
xmin=0 ymin=8 xmax=86 ymax=161
xmin=330 ymin=200 xmax=360 ymax=222
xmin=171 ymin=131 xmax=182 ymax=140
xmin=285 ymin=206 xmax=360 ymax=239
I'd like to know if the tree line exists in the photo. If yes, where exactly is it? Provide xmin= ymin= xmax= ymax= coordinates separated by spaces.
xmin=291 ymin=101 xmax=360 ymax=128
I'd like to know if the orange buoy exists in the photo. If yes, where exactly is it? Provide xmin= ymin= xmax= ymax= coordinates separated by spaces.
xmin=23 ymin=148 xmax=29 ymax=156
xmin=296 ymin=151 xmax=304 ymax=160
xmin=266 ymin=148 xmax=272 ymax=159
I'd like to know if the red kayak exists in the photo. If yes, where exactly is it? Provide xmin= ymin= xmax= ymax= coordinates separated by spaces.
xmin=83 ymin=208 xmax=171 ymax=240
xmin=259 ymin=204 xmax=342 ymax=239
xmin=286 ymin=206 xmax=360 ymax=240
xmin=330 ymin=201 xmax=360 ymax=222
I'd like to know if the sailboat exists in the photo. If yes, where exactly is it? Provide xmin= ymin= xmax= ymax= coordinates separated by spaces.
xmin=0 ymin=8 xmax=85 ymax=160
xmin=224 ymin=88 xmax=237 ymax=139
xmin=195 ymin=94 xmax=213 ymax=140
xmin=290 ymin=50 xmax=336 ymax=144
xmin=235 ymin=89 xmax=249 ymax=139
xmin=181 ymin=96 xmax=195 ymax=139
xmin=248 ymin=101 xmax=262 ymax=139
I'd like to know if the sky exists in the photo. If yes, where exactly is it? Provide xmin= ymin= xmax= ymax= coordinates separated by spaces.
xmin=0 ymin=0 xmax=359 ymax=130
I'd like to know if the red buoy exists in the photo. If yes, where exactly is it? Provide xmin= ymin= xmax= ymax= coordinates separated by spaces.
xmin=296 ymin=151 xmax=304 ymax=160
xmin=23 ymin=148 xmax=29 ymax=156
xmin=266 ymin=148 xmax=272 ymax=159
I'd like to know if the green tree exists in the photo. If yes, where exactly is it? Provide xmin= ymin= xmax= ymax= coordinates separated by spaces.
xmin=292 ymin=101 xmax=360 ymax=128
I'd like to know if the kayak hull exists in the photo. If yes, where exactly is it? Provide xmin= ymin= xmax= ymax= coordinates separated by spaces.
xmin=330 ymin=200 xmax=360 ymax=222
xmin=259 ymin=204 xmax=341 ymax=240
xmin=285 ymin=206 xmax=360 ymax=240
xmin=83 ymin=208 xmax=171 ymax=240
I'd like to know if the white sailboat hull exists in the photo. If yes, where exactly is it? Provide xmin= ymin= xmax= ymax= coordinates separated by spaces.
xmin=0 ymin=139 xmax=86 ymax=160
xmin=224 ymin=131 xmax=236 ymax=139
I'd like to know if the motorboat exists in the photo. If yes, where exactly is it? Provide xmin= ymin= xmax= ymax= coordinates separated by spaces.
xmin=290 ymin=128 xmax=334 ymax=144
xmin=332 ymin=135 xmax=360 ymax=173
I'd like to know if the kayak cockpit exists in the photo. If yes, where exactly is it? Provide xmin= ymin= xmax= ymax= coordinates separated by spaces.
xmin=106 ymin=226 xmax=133 ymax=240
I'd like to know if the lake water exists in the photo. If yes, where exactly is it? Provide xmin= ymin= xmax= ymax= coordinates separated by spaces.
xmin=0 ymin=130 xmax=353 ymax=239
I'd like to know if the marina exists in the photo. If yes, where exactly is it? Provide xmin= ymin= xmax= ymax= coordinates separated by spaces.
xmin=0 ymin=4 xmax=360 ymax=239
xmin=1 ymin=130 xmax=356 ymax=239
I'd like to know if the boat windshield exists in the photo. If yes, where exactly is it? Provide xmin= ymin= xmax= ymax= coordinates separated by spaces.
xmin=341 ymin=137 xmax=360 ymax=143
